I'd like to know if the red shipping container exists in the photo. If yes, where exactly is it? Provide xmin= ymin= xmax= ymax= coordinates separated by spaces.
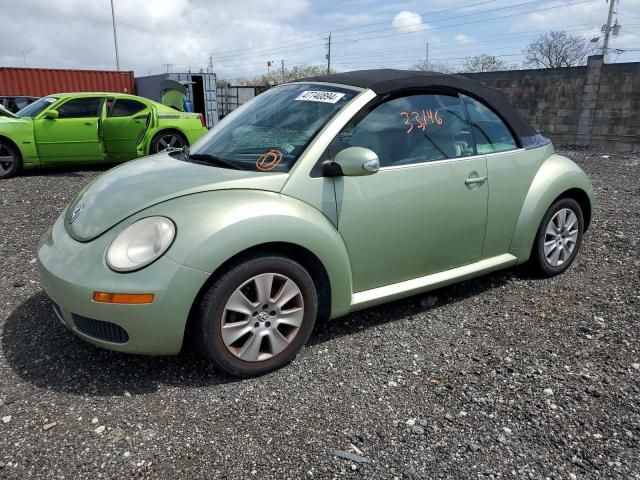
xmin=0 ymin=67 xmax=135 ymax=97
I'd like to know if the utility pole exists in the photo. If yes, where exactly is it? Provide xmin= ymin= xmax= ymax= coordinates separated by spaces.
xmin=207 ymin=55 xmax=213 ymax=73
xmin=326 ymin=32 xmax=332 ymax=74
xmin=425 ymin=42 xmax=429 ymax=70
xmin=602 ymin=0 xmax=617 ymax=61
xmin=164 ymin=63 xmax=172 ymax=74
xmin=110 ymin=0 xmax=120 ymax=70
xmin=281 ymin=59 xmax=285 ymax=83
xmin=22 ymin=49 xmax=30 ymax=67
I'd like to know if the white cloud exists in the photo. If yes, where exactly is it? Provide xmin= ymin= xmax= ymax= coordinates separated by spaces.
xmin=321 ymin=12 xmax=382 ymax=26
xmin=2 ymin=0 xmax=639 ymax=80
xmin=0 ymin=0 xmax=314 ymax=77
xmin=454 ymin=33 xmax=473 ymax=45
xmin=392 ymin=11 xmax=425 ymax=33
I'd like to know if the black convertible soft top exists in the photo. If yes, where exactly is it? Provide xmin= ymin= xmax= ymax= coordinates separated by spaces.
xmin=297 ymin=69 xmax=546 ymax=148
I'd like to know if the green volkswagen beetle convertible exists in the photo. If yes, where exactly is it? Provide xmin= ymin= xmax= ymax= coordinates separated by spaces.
xmin=37 ymin=70 xmax=593 ymax=376
xmin=0 ymin=92 xmax=208 ymax=178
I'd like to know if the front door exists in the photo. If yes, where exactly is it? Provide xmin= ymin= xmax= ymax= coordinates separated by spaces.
xmin=102 ymin=97 xmax=152 ymax=161
xmin=34 ymin=96 xmax=105 ymax=163
xmin=333 ymin=93 xmax=489 ymax=293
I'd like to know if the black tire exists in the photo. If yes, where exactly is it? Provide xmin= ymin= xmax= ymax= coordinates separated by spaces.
xmin=194 ymin=255 xmax=318 ymax=377
xmin=150 ymin=131 xmax=187 ymax=154
xmin=0 ymin=141 xmax=21 ymax=179
xmin=530 ymin=197 xmax=584 ymax=278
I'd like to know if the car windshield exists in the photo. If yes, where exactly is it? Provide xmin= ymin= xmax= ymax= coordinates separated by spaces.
xmin=16 ymin=96 xmax=57 ymax=118
xmin=0 ymin=104 xmax=16 ymax=118
xmin=188 ymin=83 xmax=358 ymax=172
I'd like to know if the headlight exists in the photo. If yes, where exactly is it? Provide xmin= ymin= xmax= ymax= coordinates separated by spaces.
xmin=106 ymin=217 xmax=175 ymax=272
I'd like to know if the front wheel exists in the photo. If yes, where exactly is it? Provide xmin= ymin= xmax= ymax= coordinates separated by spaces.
xmin=530 ymin=197 xmax=584 ymax=277
xmin=150 ymin=131 xmax=187 ymax=154
xmin=0 ymin=141 xmax=21 ymax=179
xmin=194 ymin=255 xmax=318 ymax=377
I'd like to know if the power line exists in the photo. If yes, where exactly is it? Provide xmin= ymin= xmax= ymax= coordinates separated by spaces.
xmin=208 ymin=0 xmax=640 ymax=79
xmin=330 ymin=24 xmax=607 ymax=62
xmin=329 ymin=0 xmax=550 ymax=41
xmin=185 ymin=0 xmax=599 ymax=68
xmin=332 ymin=53 xmax=527 ymax=66
xmin=329 ymin=0 xmax=599 ymax=47
xmin=204 ymin=0 xmax=505 ymax=58
xmin=184 ymin=0 xmax=563 ymax=64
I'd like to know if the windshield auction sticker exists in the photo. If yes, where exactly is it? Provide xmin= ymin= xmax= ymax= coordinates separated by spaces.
xmin=295 ymin=91 xmax=346 ymax=104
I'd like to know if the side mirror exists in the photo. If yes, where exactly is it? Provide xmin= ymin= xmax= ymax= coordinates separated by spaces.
xmin=44 ymin=109 xmax=59 ymax=120
xmin=330 ymin=147 xmax=380 ymax=177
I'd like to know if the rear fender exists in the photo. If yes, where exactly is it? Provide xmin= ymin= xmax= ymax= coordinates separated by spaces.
xmin=509 ymin=154 xmax=594 ymax=262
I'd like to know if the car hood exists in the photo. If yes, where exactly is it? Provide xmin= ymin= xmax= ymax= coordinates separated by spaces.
xmin=0 ymin=114 xmax=27 ymax=123
xmin=65 ymin=153 xmax=289 ymax=242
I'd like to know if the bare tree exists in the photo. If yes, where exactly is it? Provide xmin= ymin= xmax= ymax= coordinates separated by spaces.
xmin=236 ymin=64 xmax=336 ymax=86
xmin=524 ymin=31 xmax=596 ymax=68
xmin=461 ymin=54 xmax=508 ymax=73
xmin=412 ymin=61 xmax=453 ymax=74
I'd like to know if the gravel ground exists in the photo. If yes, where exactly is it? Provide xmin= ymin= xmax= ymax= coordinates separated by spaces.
xmin=0 ymin=148 xmax=639 ymax=479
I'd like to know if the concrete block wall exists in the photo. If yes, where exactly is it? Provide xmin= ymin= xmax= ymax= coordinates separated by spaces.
xmin=591 ymin=61 xmax=640 ymax=152
xmin=463 ymin=57 xmax=640 ymax=151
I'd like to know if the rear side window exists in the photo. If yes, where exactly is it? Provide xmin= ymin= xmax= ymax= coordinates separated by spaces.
xmin=57 ymin=97 xmax=104 ymax=118
xmin=462 ymin=95 xmax=518 ymax=153
xmin=336 ymin=94 xmax=475 ymax=167
xmin=109 ymin=99 xmax=146 ymax=117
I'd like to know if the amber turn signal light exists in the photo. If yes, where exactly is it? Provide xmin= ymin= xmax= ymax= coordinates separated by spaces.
xmin=92 ymin=292 xmax=155 ymax=304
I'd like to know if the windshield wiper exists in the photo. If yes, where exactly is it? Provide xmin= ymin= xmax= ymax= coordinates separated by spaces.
xmin=188 ymin=153 xmax=246 ymax=170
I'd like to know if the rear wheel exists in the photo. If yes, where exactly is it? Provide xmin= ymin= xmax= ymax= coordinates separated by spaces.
xmin=0 ymin=141 xmax=21 ymax=179
xmin=194 ymin=255 xmax=318 ymax=377
xmin=530 ymin=197 xmax=584 ymax=277
xmin=150 ymin=131 xmax=187 ymax=154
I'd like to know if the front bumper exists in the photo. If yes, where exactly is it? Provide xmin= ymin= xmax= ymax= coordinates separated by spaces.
xmin=37 ymin=213 xmax=210 ymax=355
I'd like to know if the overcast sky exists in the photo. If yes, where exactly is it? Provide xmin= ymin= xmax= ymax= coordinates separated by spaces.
xmin=2 ymin=0 xmax=639 ymax=80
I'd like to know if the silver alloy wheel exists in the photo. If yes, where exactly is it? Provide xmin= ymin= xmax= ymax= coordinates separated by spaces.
xmin=221 ymin=273 xmax=304 ymax=362
xmin=544 ymin=208 xmax=579 ymax=267
xmin=0 ymin=145 xmax=15 ymax=176
xmin=156 ymin=134 xmax=184 ymax=151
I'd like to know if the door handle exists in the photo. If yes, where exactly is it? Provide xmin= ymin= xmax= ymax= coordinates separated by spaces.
xmin=83 ymin=122 xmax=93 ymax=126
xmin=465 ymin=176 xmax=487 ymax=185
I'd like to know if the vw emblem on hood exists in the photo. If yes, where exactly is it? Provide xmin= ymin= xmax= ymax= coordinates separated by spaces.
xmin=70 ymin=203 xmax=84 ymax=224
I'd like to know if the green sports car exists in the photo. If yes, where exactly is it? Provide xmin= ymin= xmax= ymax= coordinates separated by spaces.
xmin=0 ymin=92 xmax=208 ymax=178
xmin=37 ymin=70 xmax=593 ymax=376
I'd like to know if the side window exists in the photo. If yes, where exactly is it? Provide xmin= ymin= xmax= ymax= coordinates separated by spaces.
xmin=15 ymin=98 xmax=31 ymax=110
xmin=336 ymin=94 xmax=474 ymax=167
xmin=462 ymin=95 xmax=517 ymax=154
xmin=57 ymin=98 xmax=104 ymax=118
xmin=5 ymin=99 xmax=18 ymax=112
xmin=109 ymin=99 xmax=146 ymax=117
